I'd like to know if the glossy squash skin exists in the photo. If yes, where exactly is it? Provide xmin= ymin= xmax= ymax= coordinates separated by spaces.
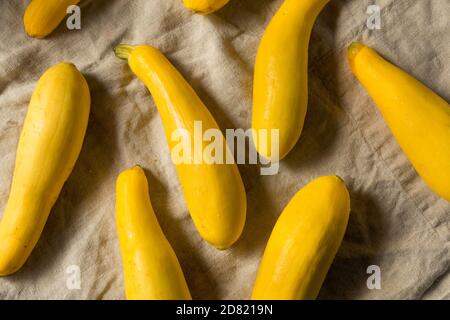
xmin=252 ymin=176 xmax=350 ymax=300
xmin=182 ymin=0 xmax=230 ymax=14
xmin=114 ymin=44 xmax=247 ymax=249
xmin=0 ymin=63 xmax=90 ymax=276
xmin=348 ymin=42 xmax=450 ymax=202
xmin=24 ymin=0 xmax=80 ymax=38
xmin=252 ymin=0 xmax=330 ymax=161
xmin=116 ymin=166 xmax=192 ymax=300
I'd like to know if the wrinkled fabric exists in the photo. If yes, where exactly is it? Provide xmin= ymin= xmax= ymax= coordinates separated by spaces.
xmin=0 ymin=0 xmax=448 ymax=300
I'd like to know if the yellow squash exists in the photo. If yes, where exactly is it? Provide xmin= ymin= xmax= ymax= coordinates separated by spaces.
xmin=116 ymin=166 xmax=191 ymax=300
xmin=24 ymin=0 xmax=80 ymax=38
xmin=348 ymin=43 xmax=450 ymax=202
xmin=0 ymin=63 xmax=90 ymax=276
xmin=252 ymin=176 xmax=350 ymax=300
xmin=114 ymin=44 xmax=246 ymax=249
xmin=182 ymin=0 xmax=230 ymax=14
xmin=252 ymin=0 xmax=330 ymax=161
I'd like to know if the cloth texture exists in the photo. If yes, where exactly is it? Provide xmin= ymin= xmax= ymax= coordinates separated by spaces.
xmin=0 ymin=0 xmax=449 ymax=299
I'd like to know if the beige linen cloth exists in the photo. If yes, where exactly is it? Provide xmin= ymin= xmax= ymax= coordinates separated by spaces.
xmin=0 ymin=0 xmax=449 ymax=300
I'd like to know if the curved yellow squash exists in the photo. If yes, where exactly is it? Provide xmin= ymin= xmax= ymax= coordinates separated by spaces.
xmin=252 ymin=0 xmax=330 ymax=161
xmin=116 ymin=166 xmax=192 ymax=300
xmin=252 ymin=176 xmax=350 ymax=300
xmin=24 ymin=0 xmax=80 ymax=38
xmin=114 ymin=44 xmax=246 ymax=249
xmin=0 ymin=63 xmax=90 ymax=276
xmin=182 ymin=0 xmax=230 ymax=14
xmin=348 ymin=43 xmax=450 ymax=202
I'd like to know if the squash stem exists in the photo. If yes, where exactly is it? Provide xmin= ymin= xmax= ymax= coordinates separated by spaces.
xmin=114 ymin=44 xmax=135 ymax=60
